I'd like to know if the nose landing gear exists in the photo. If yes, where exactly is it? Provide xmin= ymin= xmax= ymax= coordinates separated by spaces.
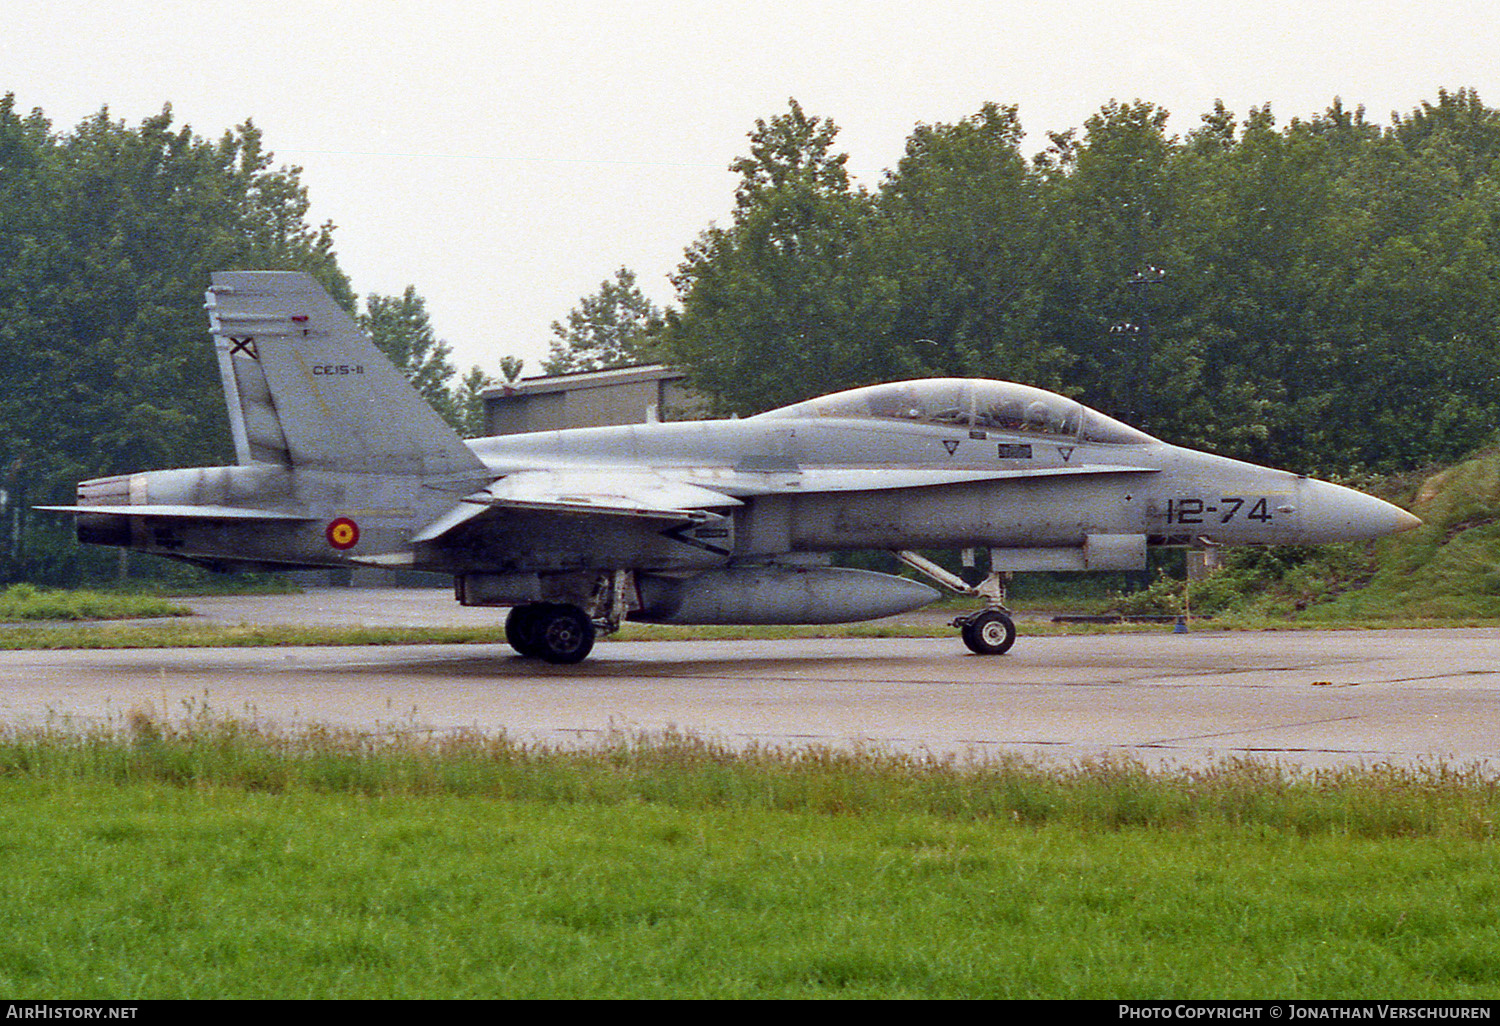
xmin=954 ymin=608 xmax=1017 ymax=655
xmin=896 ymin=550 xmax=1017 ymax=656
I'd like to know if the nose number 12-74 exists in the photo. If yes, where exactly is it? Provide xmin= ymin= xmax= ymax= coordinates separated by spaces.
xmin=1166 ymin=496 xmax=1274 ymax=525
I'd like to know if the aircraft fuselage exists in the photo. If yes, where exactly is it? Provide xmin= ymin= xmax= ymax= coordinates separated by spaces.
xmin=89 ymin=415 xmax=1410 ymax=575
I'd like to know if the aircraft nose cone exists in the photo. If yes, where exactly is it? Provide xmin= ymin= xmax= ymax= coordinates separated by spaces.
xmin=1297 ymin=478 xmax=1422 ymax=543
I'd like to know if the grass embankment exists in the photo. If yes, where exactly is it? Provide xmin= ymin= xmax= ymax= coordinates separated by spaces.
xmin=3 ymin=715 xmax=1500 ymax=998
xmin=1308 ymin=448 xmax=1500 ymax=622
xmin=1101 ymin=447 xmax=1500 ymax=626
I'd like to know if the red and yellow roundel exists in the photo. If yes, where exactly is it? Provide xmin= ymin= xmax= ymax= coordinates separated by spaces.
xmin=325 ymin=517 xmax=360 ymax=550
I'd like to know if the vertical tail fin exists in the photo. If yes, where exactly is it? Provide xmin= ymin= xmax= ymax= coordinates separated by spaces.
xmin=207 ymin=271 xmax=486 ymax=480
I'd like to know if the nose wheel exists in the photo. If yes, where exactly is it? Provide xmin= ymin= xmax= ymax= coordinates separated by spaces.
xmin=955 ymin=609 xmax=1016 ymax=655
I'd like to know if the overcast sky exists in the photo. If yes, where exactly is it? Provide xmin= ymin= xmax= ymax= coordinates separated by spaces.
xmin=6 ymin=0 xmax=1498 ymax=376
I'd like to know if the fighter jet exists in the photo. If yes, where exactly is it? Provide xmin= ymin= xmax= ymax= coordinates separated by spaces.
xmin=41 ymin=271 xmax=1421 ymax=663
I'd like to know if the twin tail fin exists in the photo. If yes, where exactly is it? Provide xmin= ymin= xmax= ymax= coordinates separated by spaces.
xmin=208 ymin=270 xmax=485 ymax=480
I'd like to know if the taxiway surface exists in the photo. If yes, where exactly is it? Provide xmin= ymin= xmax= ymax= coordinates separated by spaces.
xmin=2 ymin=590 xmax=1497 ymax=770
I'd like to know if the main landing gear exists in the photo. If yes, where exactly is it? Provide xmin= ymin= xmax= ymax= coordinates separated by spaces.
xmin=500 ymin=571 xmax=635 ymax=664
xmin=505 ymin=603 xmax=596 ymax=664
xmin=896 ymin=550 xmax=1017 ymax=655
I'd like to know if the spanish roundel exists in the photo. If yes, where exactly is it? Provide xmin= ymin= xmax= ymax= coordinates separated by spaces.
xmin=326 ymin=517 xmax=360 ymax=550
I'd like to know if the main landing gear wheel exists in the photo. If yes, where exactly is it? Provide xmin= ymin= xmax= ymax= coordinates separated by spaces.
xmin=959 ymin=610 xmax=1016 ymax=655
xmin=505 ymin=604 xmax=549 ymax=658
xmin=537 ymin=604 xmax=595 ymax=664
xmin=507 ymin=603 xmax=596 ymax=664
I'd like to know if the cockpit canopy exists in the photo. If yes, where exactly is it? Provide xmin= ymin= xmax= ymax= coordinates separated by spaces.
xmin=755 ymin=378 xmax=1156 ymax=445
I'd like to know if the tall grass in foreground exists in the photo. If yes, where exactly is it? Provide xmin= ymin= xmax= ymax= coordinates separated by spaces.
xmin=8 ymin=714 xmax=1500 ymax=997
xmin=6 ymin=709 xmax=1499 ymax=839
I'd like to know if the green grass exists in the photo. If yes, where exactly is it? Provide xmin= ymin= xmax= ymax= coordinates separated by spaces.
xmin=0 ymin=583 xmax=191 ymax=622
xmin=4 ymin=716 xmax=1500 ymax=998
xmin=117 ymin=575 xmax=303 ymax=597
xmin=8 ymin=781 xmax=1500 ymax=998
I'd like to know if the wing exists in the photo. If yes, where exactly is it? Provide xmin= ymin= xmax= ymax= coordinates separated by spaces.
xmin=411 ymin=469 xmax=742 ymax=543
xmin=661 ymin=463 xmax=1160 ymax=496
xmin=412 ymin=463 xmax=1158 ymax=543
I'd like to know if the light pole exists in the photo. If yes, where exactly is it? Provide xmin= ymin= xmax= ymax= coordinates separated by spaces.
xmin=1107 ymin=321 xmax=1141 ymax=422
xmin=1125 ymin=266 xmax=1166 ymax=432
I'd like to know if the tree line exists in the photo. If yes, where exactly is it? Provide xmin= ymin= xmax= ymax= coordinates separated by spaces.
xmin=571 ymin=91 xmax=1500 ymax=478
xmin=0 ymin=96 xmax=491 ymax=581
xmin=5 ymin=90 xmax=1500 ymax=582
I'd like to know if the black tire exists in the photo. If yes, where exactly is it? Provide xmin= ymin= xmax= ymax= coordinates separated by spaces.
xmin=535 ymin=604 xmax=596 ymax=664
xmin=505 ymin=604 xmax=549 ymax=658
xmin=961 ymin=610 xmax=1016 ymax=655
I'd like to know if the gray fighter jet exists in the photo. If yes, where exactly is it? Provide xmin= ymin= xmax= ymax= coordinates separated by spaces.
xmin=41 ymin=271 xmax=1421 ymax=663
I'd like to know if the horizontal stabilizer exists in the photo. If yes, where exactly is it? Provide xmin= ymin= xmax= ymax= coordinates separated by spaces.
xmin=35 ymin=504 xmax=315 ymax=521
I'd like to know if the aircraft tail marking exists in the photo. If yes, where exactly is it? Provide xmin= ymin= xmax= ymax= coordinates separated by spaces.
xmin=207 ymin=271 xmax=486 ymax=480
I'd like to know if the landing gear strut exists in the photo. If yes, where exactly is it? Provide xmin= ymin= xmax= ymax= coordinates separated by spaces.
xmin=896 ymin=550 xmax=1017 ymax=655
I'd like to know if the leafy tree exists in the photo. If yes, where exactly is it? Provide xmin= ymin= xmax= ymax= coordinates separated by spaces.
xmin=664 ymin=99 xmax=887 ymax=413
xmin=360 ymin=286 xmax=460 ymax=425
xmin=0 ymin=96 xmax=351 ymax=581
xmin=543 ymin=267 xmax=663 ymax=375
xmin=1030 ymin=100 xmax=1187 ymax=429
xmin=1391 ymin=88 xmax=1500 ymax=187
xmin=1174 ymin=98 xmax=1500 ymax=471
xmin=452 ymin=365 xmax=496 ymax=438
xmin=358 ymin=286 xmax=539 ymax=437
xmin=873 ymin=103 xmax=1056 ymax=386
xmin=497 ymin=355 xmax=525 ymax=382
xmin=359 ymin=286 xmax=520 ymax=438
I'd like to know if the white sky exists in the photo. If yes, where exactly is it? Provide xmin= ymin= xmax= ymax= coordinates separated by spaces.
xmin=5 ymin=0 xmax=1498 ymax=376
